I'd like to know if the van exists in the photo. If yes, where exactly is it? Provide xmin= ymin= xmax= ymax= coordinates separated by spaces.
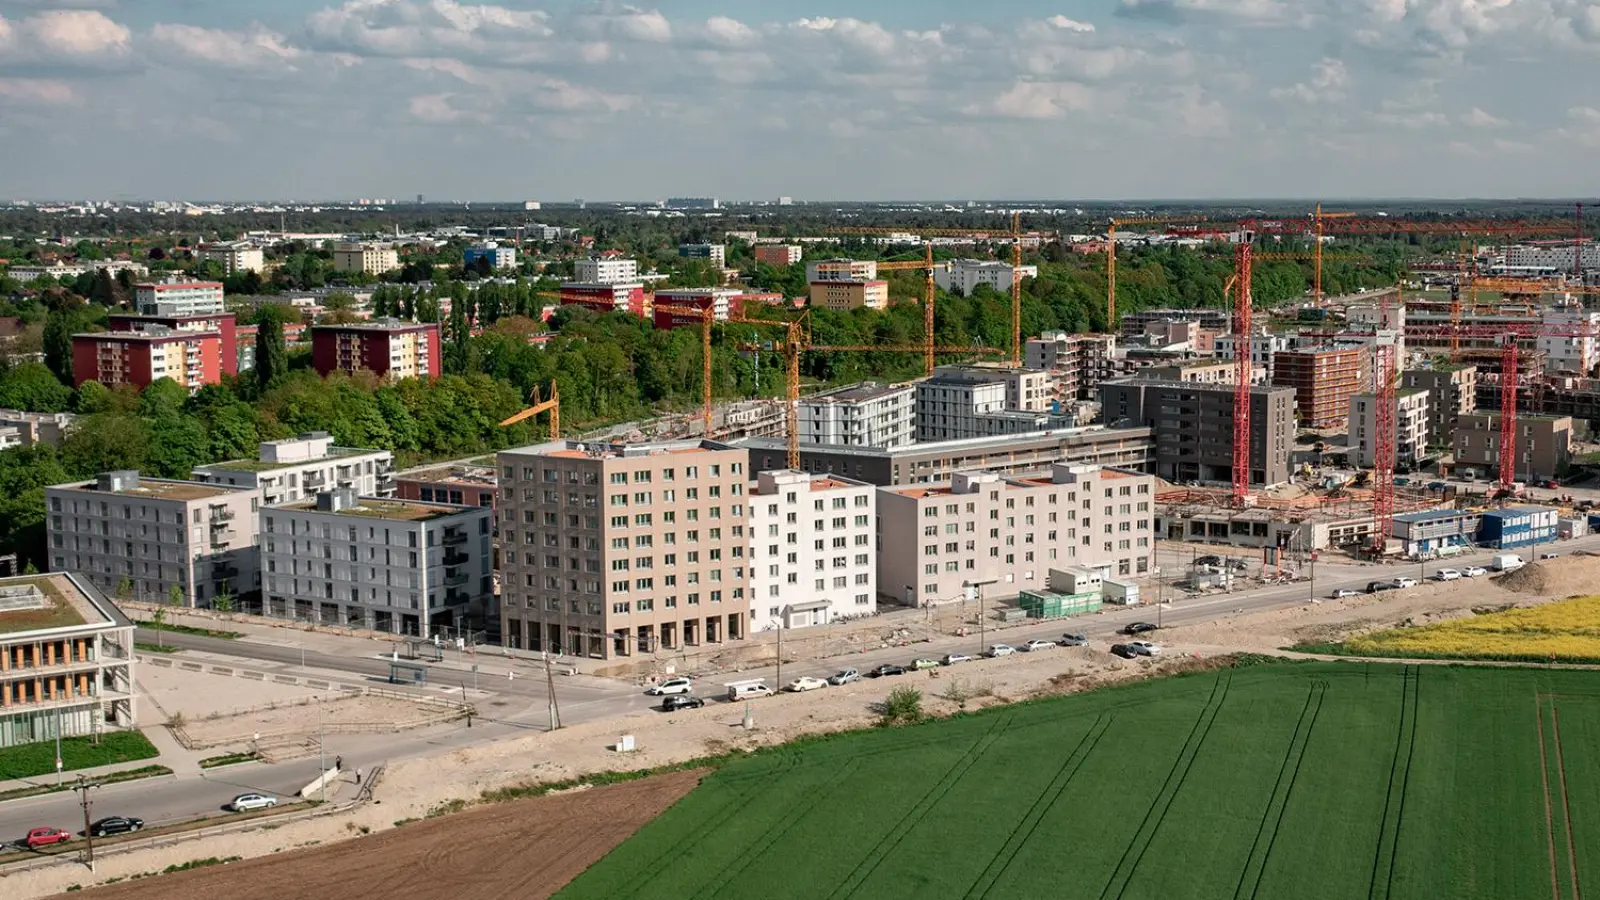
xmin=1490 ymin=553 xmax=1525 ymax=572
xmin=726 ymin=680 xmax=773 ymax=701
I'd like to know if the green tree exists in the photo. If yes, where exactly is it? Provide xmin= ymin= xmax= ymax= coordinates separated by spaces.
xmin=0 ymin=362 xmax=73 ymax=412
xmin=255 ymin=312 xmax=289 ymax=394
xmin=42 ymin=308 xmax=82 ymax=385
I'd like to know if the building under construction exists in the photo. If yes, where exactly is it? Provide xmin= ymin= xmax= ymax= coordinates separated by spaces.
xmin=1271 ymin=347 xmax=1365 ymax=428
xmin=1155 ymin=482 xmax=1441 ymax=552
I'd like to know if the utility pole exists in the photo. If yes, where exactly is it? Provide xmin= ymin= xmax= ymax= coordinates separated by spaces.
xmin=55 ymin=707 xmax=63 ymax=786
xmin=544 ymin=652 xmax=562 ymax=731
xmin=775 ymin=624 xmax=783 ymax=690
xmin=74 ymin=776 xmax=100 ymax=872
xmin=966 ymin=579 xmax=996 ymax=655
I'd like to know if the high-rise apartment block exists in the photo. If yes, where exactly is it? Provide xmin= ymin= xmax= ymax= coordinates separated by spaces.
xmin=496 ymin=440 xmax=751 ymax=658
xmin=652 ymin=288 xmax=742 ymax=328
xmin=331 ymin=242 xmax=401 ymax=275
xmin=1452 ymin=413 xmax=1573 ymax=482
xmin=560 ymin=282 xmax=648 ymax=316
xmin=260 ymin=488 xmax=493 ymax=635
xmin=1024 ymin=332 xmax=1119 ymax=400
xmin=192 ymin=433 xmax=395 ymax=505
xmin=753 ymin=245 xmax=802 ymax=266
xmin=808 ymin=279 xmax=888 ymax=311
xmin=573 ymin=256 xmax=639 ymax=283
xmin=134 ymin=280 xmax=225 ymax=317
xmin=1272 ymin=347 xmax=1365 ymax=428
xmin=1402 ymin=364 xmax=1478 ymax=447
xmin=46 ymin=471 xmax=261 ymax=607
xmin=748 ymin=470 xmax=876 ymax=631
xmin=71 ymin=326 xmax=224 ymax=392
xmin=108 ymin=311 xmax=239 ymax=376
xmin=914 ymin=367 xmax=1054 ymax=442
xmin=799 ymin=383 xmax=916 ymax=448
xmin=1099 ymin=378 xmax=1295 ymax=486
xmin=310 ymin=320 xmax=440 ymax=379
xmin=195 ymin=242 xmax=265 ymax=275
xmin=1349 ymin=389 xmax=1430 ymax=468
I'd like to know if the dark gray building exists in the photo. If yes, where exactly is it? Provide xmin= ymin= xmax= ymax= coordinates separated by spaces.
xmin=1098 ymin=377 xmax=1295 ymax=487
xmin=737 ymin=425 xmax=1155 ymax=487
xmin=1401 ymin=364 xmax=1478 ymax=448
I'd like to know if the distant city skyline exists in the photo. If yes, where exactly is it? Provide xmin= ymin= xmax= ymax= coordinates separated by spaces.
xmin=2 ymin=1 xmax=1598 ymax=201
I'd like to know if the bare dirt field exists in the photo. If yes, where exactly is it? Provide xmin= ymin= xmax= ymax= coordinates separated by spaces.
xmin=53 ymin=769 xmax=706 ymax=900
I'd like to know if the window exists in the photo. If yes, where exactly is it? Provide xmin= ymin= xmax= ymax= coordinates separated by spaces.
xmin=612 ymin=601 xmax=630 ymax=614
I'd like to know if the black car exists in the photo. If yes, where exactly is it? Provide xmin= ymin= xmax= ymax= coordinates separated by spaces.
xmin=867 ymin=664 xmax=907 ymax=678
xmin=1194 ymin=555 xmax=1223 ymax=568
xmin=659 ymin=694 xmax=705 ymax=712
xmin=1110 ymin=644 xmax=1138 ymax=659
xmin=1366 ymin=580 xmax=1399 ymax=594
xmin=1120 ymin=622 xmax=1158 ymax=636
xmin=89 ymin=816 xmax=144 ymax=837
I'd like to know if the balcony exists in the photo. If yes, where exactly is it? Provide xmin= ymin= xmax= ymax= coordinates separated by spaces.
xmin=209 ymin=508 xmax=236 ymax=524
xmin=209 ymin=529 xmax=236 ymax=547
xmin=442 ymin=551 xmax=469 ymax=567
xmin=304 ymin=472 xmax=327 ymax=489
xmin=215 ymin=563 xmax=240 ymax=581
xmin=444 ymin=571 xmax=470 ymax=587
xmin=441 ymin=530 xmax=468 ymax=546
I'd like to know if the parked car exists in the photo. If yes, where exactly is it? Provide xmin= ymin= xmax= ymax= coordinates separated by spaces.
xmin=1128 ymin=640 xmax=1162 ymax=656
xmin=1541 ymin=552 xmax=1560 ymax=560
xmin=1433 ymin=569 xmax=1461 ymax=581
xmin=908 ymin=658 xmax=941 ymax=670
xmin=1109 ymin=643 xmax=1138 ymax=659
xmin=1394 ymin=576 xmax=1418 ymax=588
xmin=228 ymin=793 xmax=278 ymax=812
xmin=1366 ymin=580 xmax=1400 ymax=594
xmin=1022 ymin=639 xmax=1057 ymax=652
xmin=827 ymin=668 xmax=860 ymax=685
xmin=24 ymin=827 xmax=71 ymax=849
xmin=646 ymin=677 xmax=693 ymax=696
xmin=942 ymin=653 xmax=973 ymax=665
xmin=659 ymin=694 xmax=705 ymax=712
xmin=1059 ymin=633 xmax=1088 ymax=647
xmin=1462 ymin=565 xmax=1487 ymax=577
xmin=867 ymin=664 xmax=907 ymax=678
xmin=1194 ymin=555 xmax=1223 ymax=568
xmin=987 ymin=644 xmax=1016 ymax=658
xmin=1121 ymin=622 xmax=1158 ymax=635
xmin=88 ymin=817 xmax=144 ymax=838
xmin=785 ymin=676 xmax=828 ymax=692
xmin=1331 ymin=588 xmax=1361 ymax=598
xmin=1228 ymin=559 xmax=1249 ymax=571
xmin=727 ymin=681 xmax=774 ymax=700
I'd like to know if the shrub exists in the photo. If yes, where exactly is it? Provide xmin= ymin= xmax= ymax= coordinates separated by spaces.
xmin=880 ymin=686 xmax=924 ymax=726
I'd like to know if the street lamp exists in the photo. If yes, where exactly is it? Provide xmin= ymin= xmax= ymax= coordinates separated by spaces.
xmin=964 ymin=578 xmax=997 ymax=656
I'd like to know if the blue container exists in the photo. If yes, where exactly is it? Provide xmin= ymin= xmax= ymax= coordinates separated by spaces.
xmin=1478 ymin=506 xmax=1559 ymax=550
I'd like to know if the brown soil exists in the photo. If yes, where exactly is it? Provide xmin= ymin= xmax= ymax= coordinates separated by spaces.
xmin=1494 ymin=558 xmax=1600 ymax=597
xmin=58 ymin=769 xmax=707 ymax=900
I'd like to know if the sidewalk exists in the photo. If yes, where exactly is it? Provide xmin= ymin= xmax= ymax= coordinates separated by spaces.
xmin=0 ymin=727 xmax=199 ymax=796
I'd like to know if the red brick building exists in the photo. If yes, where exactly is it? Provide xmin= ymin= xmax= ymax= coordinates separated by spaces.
xmin=71 ymin=328 xmax=224 ymax=391
xmin=310 ymin=320 xmax=440 ymax=380
xmin=108 ymin=312 xmax=238 ymax=376
xmin=651 ymin=288 xmax=744 ymax=329
xmin=559 ymin=282 xmax=647 ymax=317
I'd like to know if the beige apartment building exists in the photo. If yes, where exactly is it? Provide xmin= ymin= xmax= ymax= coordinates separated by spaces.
xmin=808 ymin=280 xmax=888 ymax=311
xmin=331 ymin=242 xmax=401 ymax=275
xmin=497 ymin=440 xmax=751 ymax=659
xmin=46 ymin=471 xmax=262 ymax=607
xmin=1452 ymin=412 xmax=1573 ymax=482
xmin=876 ymin=464 xmax=1156 ymax=608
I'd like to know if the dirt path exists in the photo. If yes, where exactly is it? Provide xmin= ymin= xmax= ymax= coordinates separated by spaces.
xmin=55 ymin=769 xmax=707 ymax=900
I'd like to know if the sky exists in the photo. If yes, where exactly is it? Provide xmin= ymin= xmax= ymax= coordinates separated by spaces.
xmin=3 ymin=0 xmax=1600 ymax=202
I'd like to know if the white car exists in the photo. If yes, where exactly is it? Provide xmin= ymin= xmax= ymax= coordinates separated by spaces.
xmin=1128 ymin=641 xmax=1162 ymax=656
xmin=942 ymin=653 xmax=973 ymax=665
xmin=1462 ymin=565 xmax=1487 ymax=577
xmin=987 ymin=644 xmax=1016 ymax=658
xmin=1022 ymin=639 xmax=1057 ymax=652
xmin=646 ymin=677 xmax=693 ymax=696
xmin=784 ymin=676 xmax=828 ymax=693
xmin=1394 ymin=577 xmax=1418 ymax=588
xmin=229 ymin=793 xmax=278 ymax=812
xmin=1433 ymin=569 xmax=1461 ymax=581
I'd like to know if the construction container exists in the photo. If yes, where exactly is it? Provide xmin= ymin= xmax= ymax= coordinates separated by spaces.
xmin=1017 ymin=590 xmax=1102 ymax=619
xmin=1559 ymin=516 xmax=1589 ymax=539
xmin=1477 ymin=505 xmax=1559 ymax=550
xmin=1102 ymin=578 xmax=1141 ymax=606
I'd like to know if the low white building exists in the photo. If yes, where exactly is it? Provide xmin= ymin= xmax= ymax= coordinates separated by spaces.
xmin=799 ymin=383 xmax=916 ymax=448
xmin=191 ymin=433 xmax=395 ymax=505
xmin=748 ymin=471 xmax=876 ymax=631
xmin=1348 ymin=388 xmax=1430 ymax=468
xmin=806 ymin=258 xmax=878 ymax=282
xmin=933 ymin=259 xmax=1039 ymax=296
xmin=196 ymin=241 xmax=265 ymax=274
xmin=1215 ymin=329 xmax=1288 ymax=381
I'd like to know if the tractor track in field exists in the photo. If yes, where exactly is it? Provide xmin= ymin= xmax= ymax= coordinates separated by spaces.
xmin=962 ymin=713 xmax=1114 ymax=900
xmin=825 ymin=714 xmax=1018 ymax=900
xmin=1367 ymin=665 xmax=1421 ymax=900
xmin=703 ymin=757 xmax=865 ymax=900
xmin=1096 ymin=671 xmax=1234 ymax=900
xmin=1552 ymin=702 xmax=1583 ymax=900
xmin=1232 ymin=679 xmax=1328 ymax=900
xmin=1537 ymin=694 xmax=1563 ymax=900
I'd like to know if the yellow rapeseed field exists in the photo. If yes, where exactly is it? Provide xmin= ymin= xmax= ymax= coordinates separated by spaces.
xmin=1347 ymin=595 xmax=1600 ymax=660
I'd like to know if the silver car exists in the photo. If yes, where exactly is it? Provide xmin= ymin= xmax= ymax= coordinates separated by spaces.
xmin=827 ymin=668 xmax=860 ymax=685
xmin=229 ymin=793 xmax=278 ymax=812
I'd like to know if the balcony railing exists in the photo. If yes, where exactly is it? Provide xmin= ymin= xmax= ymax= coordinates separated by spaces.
xmin=444 ymin=571 xmax=469 ymax=587
xmin=442 ymin=551 xmax=469 ymax=566
xmin=441 ymin=530 xmax=468 ymax=546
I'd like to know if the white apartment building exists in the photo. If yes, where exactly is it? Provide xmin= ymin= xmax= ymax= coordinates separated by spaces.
xmin=332 ymin=242 xmax=401 ymax=275
xmin=1025 ymin=331 xmax=1120 ymax=401
xmin=1215 ymin=329 xmax=1288 ymax=381
xmin=196 ymin=241 xmax=265 ymax=274
xmin=134 ymin=280 xmax=224 ymax=316
xmin=799 ymin=383 xmax=916 ymax=448
xmin=46 ymin=471 xmax=262 ymax=607
xmin=1348 ymin=389 xmax=1430 ymax=468
xmin=915 ymin=367 xmax=1054 ymax=441
xmin=933 ymin=260 xmax=1040 ymax=296
xmin=748 ymin=471 xmax=876 ymax=631
xmin=260 ymin=488 xmax=493 ymax=636
xmin=806 ymin=258 xmax=878 ymax=282
xmin=679 ymin=243 xmax=727 ymax=266
xmin=654 ymin=287 xmax=741 ymax=322
xmin=7 ymin=260 xmax=147 ymax=284
xmin=1504 ymin=242 xmax=1600 ymax=273
xmin=191 ymin=433 xmax=395 ymax=505
xmin=876 ymin=465 xmax=1157 ymax=608
xmin=574 ymin=256 xmax=639 ymax=283
xmin=1538 ymin=307 xmax=1600 ymax=375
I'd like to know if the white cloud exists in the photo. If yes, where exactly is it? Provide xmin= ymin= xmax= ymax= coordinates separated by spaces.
xmin=408 ymin=92 xmax=463 ymax=122
xmin=148 ymin=23 xmax=302 ymax=69
xmin=1047 ymin=15 xmax=1095 ymax=33
xmin=22 ymin=8 xmax=127 ymax=54
xmin=703 ymin=16 xmax=756 ymax=47
xmin=0 ymin=76 xmax=76 ymax=104
xmin=982 ymin=81 xmax=1093 ymax=119
xmin=1118 ymin=0 xmax=1294 ymax=24
xmin=1461 ymin=106 xmax=1506 ymax=128
xmin=1270 ymin=57 xmax=1348 ymax=104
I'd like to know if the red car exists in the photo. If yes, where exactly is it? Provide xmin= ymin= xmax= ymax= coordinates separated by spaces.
xmin=25 ymin=827 xmax=71 ymax=849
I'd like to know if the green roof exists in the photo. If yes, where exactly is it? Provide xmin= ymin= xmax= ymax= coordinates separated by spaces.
xmin=200 ymin=447 xmax=373 ymax=473
xmin=0 ymin=576 xmax=86 ymax=636
xmin=279 ymin=498 xmax=459 ymax=521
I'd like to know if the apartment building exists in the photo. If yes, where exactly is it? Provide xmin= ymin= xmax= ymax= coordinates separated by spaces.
xmin=573 ymin=256 xmax=639 ymax=283
xmin=0 ymin=409 xmax=75 ymax=447
xmin=652 ymin=288 xmax=741 ymax=328
xmin=310 ymin=320 xmax=440 ymax=379
xmin=463 ymin=241 xmax=517 ymax=271
xmin=192 ymin=433 xmax=395 ymax=505
xmin=71 ymin=327 xmax=224 ymax=392
xmin=8 ymin=260 xmax=147 ymax=284
xmin=1401 ymin=364 xmax=1477 ymax=447
xmin=753 ymin=245 xmax=802 ymax=266
xmin=876 ymin=464 xmax=1156 ymax=608
xmin=134 ymin=280 xmax=224 ymax=317
xmin=914 ymin=367 xmax=1054 ymax=442
xmin=195 ymin=241 xmax=264 ymax=275
xmin=679 ymin=243 xmax=727 ymax=266
xmin=1098 ymin=378 xmax=1295 ymax=486
xmin=0 ymin=573 xmax=136 ymax=749
xmin=1118 ymin=308 xmax=1230 ymax=340
xmin=560 ymin=282 xmax=648 ymax=317
xmin=1272 ymin=347 xmax=1365 ymax=428
xmin=806 ymin=258 xmax=878 ymax=282
xmin=809 ymin=280 xmax=888 ymax=311
xmin=1452 ymin=413 xmax=1573 ymax=482
xmin=749 ymin=470 xmax=876 ymax=631
xmin=108 ymin=311 xmax=238 ymax=376
xmin=46 ymin=471 xmax=261 ymax=607
xmin=260 ymin=488 xmax=493 ymax=635
xmin=1025 ymin=332 xmax=1119 ymax=401
xmin=799 ymin=383 xmax=916 ymax=448
xmin=933 ymin=260 xmax=1040 ymax=296
xmin=396 ymin=464 xmax=497 ymax=511
xmin=1348 ymin=389 xmax=1430 ymax=468
xmin=1145 ymin=360 xmax=1237 ymax=385
xmin=1215 ymin=329 xmax=1288 ymax=381
xmin=497 ymin=440 xmax=751 ymax=659
xmin=1538 ymin=307 xmax=1600 ymax=375
xmin=331 ymin=242 xmax=401 ymax=275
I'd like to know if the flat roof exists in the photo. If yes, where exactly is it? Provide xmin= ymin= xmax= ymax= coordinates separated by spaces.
xmin=503 ymin=438 xmax=736 ymax=459
xmin=54 ymin=477 xmax=244 ymax=501
xmin=397 ymin=465 xmax=496 ymax=487
xmin=739 ymin=423 xmax=1152 ymax=460
xmin=0 ymin=574 xmax=128 ymax=637
xmin=277 ymin=497 xmax=462 ymax=521
xmin=1392 ymin=509 xmax=1472 ymax=523
xmin=1102 ymin=377 xmax=1294 ymax=396
xmin=806 ymin=382 xmax=911 ymax=403
xmin=200 ymin=446 xmax=381 ymax=472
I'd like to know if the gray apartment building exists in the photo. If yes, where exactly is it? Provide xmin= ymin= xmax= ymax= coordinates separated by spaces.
xmin=1025 ymin=331 xmax=1119 ymax=400
xmin=260 ymin=488 xmax=492 ymax=637
xmin=1452 ymin=412 xmax=1573 ymax=482
xmin=914 ymin=366 xmax=1055 ymax=442
xmin=1402 ymin=364 xmax=1478 ymax=448
xmin=497 ymin=439 xmax=751 ymax=659
xmin=798 ymin=382 xmax=915 ymax=448
xmin=46 ymin=471 xmax=262 ymax=607
xmin=192 ymin=433 xmax=394 ymax=506
xmin=1099 ymin=377 xmax=1295 ymax=487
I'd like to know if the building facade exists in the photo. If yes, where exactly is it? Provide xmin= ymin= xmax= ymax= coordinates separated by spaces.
xmin=1401 ymin=364 xmax=1478 ymax=448
xmin=753 ymin=245 xmax=802 ymax=266
xmin=559 ymin=282 xmax=648 ymax=316
xmin=71 ymin=327 xmax=224 ymax=392
xmin=679 ymin=244 xmax=727 ymax=266
xmin=806 ymin=258 xmax=878 ymax=282
xmin=0 ymin=574 xmax=136 ymax=749
xmin=933 ymin=260 xmax=1040 ymax=296
xmin=1025 ymin=331 xmax=1120 ymax=401
xmin=497 ymin=440 xmax=751 ymax=658
xmin=799 ymin=383 xmax=916 ymax=448
xmin=1538 ymin=307 xmax=1600 ymax=375
xmin=573 ymin=256 xmax=638 ymax=283
xmin=1272 ymin=347 xmax=1365 ymax=428
xmin=463 ymin=242 xmax=517 ymax=271
xmin=1099 ymin=378 xmax=1296 ymax=486
xmin=193 ymin=433 xmax=394 ymax=504
xmin=748 ymin=471 xmax=876 ymax=631
xmin=1452 ymin=412 xmax=1573 ymax=482
xmin=1348 ymin=389 xmax=1430 ymax=468
xmin=108 ymin=312 xmax=238 ymax=376
xmin=310 ymin=320 xmax=440 ymax=379
xmin=134 ymin=280 xmax=224 ymax=317
xmin=260 ymin=488 xmax=493 ymax=635
xmin=46 ymin=471 xmax=261 ymax=607
xmin=808 ymin=280 xmax=888 ymax=311
xmin=915 ymin=367 xmax=1055 ymax=442
xmin=195 ymin=242 xmax=264 ymax=275
xmin=652 ymin=288 xmax=741 ymax=327
xmin=331 ymin=242 xmax=401 ymax=275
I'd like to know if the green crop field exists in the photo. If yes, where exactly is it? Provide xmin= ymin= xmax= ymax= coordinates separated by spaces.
xmin=559 ymin=662 xmax=1600 ymax=900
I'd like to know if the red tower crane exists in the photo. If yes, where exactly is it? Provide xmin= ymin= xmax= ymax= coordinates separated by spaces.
xmin=1231 ymin=243 xmax=1253 ymax=506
